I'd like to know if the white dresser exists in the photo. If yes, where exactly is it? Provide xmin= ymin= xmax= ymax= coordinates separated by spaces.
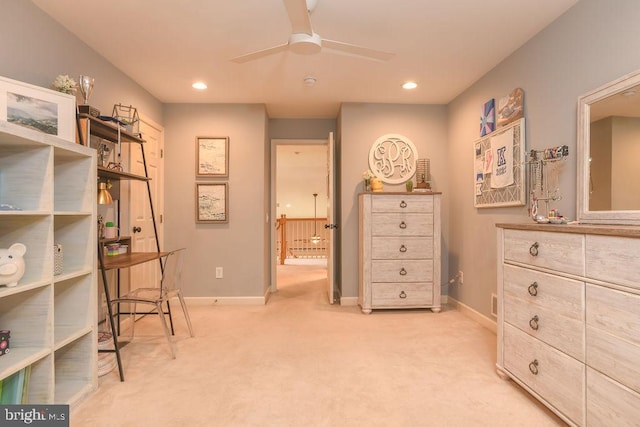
xmin=496 ymin=223 xmax=640 ymax=426
xmin=359 ymin=192 xmax=441 ymax=314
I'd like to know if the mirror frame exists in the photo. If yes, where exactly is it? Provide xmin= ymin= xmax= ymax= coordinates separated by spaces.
xmin=577 ymin=68 xmax=640 ymax=225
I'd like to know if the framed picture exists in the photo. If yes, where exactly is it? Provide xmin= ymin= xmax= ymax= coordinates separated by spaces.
xmin=473 ymin=118 xmax=526 ymax=208
xmin=0 ymin=75 xmax=76 ymax=143
xmin=196 ymin=136 xmax=229 ymax=177
xmin=196 ymin=182 xmax=228 ymax=223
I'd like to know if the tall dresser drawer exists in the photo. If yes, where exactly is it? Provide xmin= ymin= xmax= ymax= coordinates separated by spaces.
xmin=372 ymin=260 xmax=433 ymax=283
xmin=586 ymin=235 xmax=640 ymax=291
xmin=372 ymin=236 xmax=433 ymax=260
xmin=503 ymin=323 xmax=585 ymax=425
xmin=503 ymin=229 xmax=585 ymax=276
xmin=586 ymin=284 xmax=640 ymax=394
xmin=371 ymin=213 xmax=433 ymax=236
xmin=371 ymin=282 xmax=433 ymax=307
xmin=587 ymin=367 xmax=640 ymax=427
xmin=503 ymin=264 xmax=585 ymax=360
xmin=372 ymin=195 xmax=433 ymax=213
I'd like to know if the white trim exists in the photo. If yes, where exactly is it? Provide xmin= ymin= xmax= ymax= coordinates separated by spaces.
xmin=340 ymin=296 xmax=358 ymax=306
xmin=185 ymin=296 xmax=267 ymax=306
xmin=447 ymin=296 xmax=497 ymax=334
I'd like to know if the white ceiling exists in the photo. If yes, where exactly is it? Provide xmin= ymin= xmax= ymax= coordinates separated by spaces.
xmin=31 ymin=0 xmax=578 ymax=118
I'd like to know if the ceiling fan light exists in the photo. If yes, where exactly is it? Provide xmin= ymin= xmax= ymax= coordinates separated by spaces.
xmin=289 ymin=33 xmax=322 ymax=55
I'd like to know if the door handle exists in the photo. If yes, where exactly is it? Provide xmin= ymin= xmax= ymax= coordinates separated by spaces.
xmin=133 ymin=226 xmax=142 ymax=233
xmin=324 ymin=224 xmax=338 ymax=229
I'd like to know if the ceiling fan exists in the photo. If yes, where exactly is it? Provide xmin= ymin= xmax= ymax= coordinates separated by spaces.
xmin=231 ymin=0 xmax=395 ymax=63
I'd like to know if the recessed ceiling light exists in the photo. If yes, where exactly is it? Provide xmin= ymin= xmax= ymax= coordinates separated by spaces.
xmin=192 ymin=82 xmax=207 ymax=90
xmin=304 ymin=76 xmax=317 ymax=86
xmin=402 ymin=82 xmax=418 ymax=90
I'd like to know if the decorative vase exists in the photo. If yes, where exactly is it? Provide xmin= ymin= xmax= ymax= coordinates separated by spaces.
xmin=371 ymin=177 xmax=383 ymax=192
xmin=405 ymin=180 xmax=414 ymax=192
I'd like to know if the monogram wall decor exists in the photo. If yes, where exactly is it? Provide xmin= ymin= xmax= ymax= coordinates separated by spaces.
xmin=368 ymin=134 xmax=418 ymax=184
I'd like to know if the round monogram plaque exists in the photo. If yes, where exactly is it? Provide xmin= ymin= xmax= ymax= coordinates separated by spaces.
xmin=368 ymin=134 xmax=418 ymax=184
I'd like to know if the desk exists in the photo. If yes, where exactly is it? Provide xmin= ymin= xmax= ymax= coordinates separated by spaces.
xmin=98 ymin=241 xmax=166 ymax=381
xmin=102 ymin=252 xmax=168 ymax=270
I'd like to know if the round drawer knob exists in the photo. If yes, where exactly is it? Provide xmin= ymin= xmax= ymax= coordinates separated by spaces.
xmin=399 ymin=221 xmax=407 ymax=229
xmin=529 ymin=242 xmax=539 ymax=257
xmin=529 ymin=315 xmax=539 ymax=331
xmin=399 ymin=245 xmax=407 ymax=253
xmin=529 ymin=359 xmax=539 ymax=375
xmin=399 ymin=268 xmax=407 ymax=276
xmin=400 ymin=200 xmax=407 ymax=208
xmin=528 ymin=282 xmax=538 ymax=296
xmin=399 ymin=291 xmax=407 ymax=299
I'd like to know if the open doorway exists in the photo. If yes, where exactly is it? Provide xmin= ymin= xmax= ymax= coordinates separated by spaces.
xmin=271 ymin=140 xmax=329 ymax=298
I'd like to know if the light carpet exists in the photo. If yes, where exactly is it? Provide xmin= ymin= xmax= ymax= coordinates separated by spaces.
xmin=71 ymin=264 xmax=564 ymax=426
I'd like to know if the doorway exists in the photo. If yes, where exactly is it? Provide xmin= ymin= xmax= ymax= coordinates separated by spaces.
xmin=271 ymin=139 xmax=331 ymax=300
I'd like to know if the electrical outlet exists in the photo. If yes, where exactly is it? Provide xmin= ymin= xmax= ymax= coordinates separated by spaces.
xmin=215 ymin=267 xmax=223 ymax=279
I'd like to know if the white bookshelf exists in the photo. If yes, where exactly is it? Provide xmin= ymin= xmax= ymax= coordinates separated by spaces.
xmin=0 ymin=120 xmax=97 ymax=406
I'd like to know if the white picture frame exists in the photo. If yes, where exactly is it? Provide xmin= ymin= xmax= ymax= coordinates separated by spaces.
xmin=0 ymin=75 xmax=76 ymax=143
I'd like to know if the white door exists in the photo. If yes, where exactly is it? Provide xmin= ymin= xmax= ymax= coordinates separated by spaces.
xmin=326 ymin=132 xmax=336 ymax=303
xmin=128 ymin=118 xmax=164 ymax=292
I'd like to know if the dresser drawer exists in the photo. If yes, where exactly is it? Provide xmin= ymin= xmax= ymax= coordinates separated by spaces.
xmin=372 ymin=260 xmax=433 ymax=282
xmin=371 ymin=213 xmax=433 ymax=236
xmin=371 ymin=282 xmax=433 ymax=307
xmin=587 ymin=367 xmax=640 ymax=427
xmin=586 ymin=235 xmax=640 ymax=291
xmin=586 ymin=284 xmax=640 ymax=394
xmin=372 ymin=195 xmax=433 ymax=213
xmin=503 ymin=323 xmax=585 ymax=425
xmin=372 ymin=236 xmax=433 ymax=260
xmin=503 ymin=264 xmax=585 ymax=360
xmin=503 ymin=229 xmax=585 ymax=276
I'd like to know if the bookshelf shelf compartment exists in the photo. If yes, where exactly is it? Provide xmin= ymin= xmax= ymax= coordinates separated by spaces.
xmin=0 ymin=122 xmax=96 ymax=406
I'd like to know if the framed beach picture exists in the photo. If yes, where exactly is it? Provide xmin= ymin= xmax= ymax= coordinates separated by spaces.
xmin=196 ymin=182 xmax=228 ymax=223
xmin=196 ymin=136 xmax=229 ymax=177
xmin=0 ymin=75 xmax=76 ymax=143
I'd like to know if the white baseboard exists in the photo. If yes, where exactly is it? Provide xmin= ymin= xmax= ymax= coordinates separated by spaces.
xmin=447 ymin=296 xmax=497 ymax=334
xmin=340 ymin=296 xmax=358 ymax=306
xmin=185 ymin=296 xmax=267 ymax=306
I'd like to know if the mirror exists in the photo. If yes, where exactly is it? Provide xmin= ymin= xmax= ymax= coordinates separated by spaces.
xmin=577 ymin=68 xmax=640 ymax=224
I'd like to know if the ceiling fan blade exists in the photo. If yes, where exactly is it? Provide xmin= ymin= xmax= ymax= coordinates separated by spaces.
xmin=283 ymin=0 xmax=313 ymax=35
xmin=322 ymin=39 xmax=395 ymax=62
xmin=231 ymin=43 xmax=289 ymax=63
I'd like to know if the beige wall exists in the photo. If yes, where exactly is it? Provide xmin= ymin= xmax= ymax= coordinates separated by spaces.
xmin=446 ymin=0 xmax=640 ymax=317
xmin=0 ymin=0 xmax=163 ymax=125
xmin=6 ymin=0 xmax=640 ymax=319
xmin=163 ymin=104 xmax=269 ymax=297
xmin=339 ymin=103 xmax=449 ymax=299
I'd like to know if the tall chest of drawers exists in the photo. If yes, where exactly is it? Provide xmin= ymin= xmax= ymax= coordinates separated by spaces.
xmin=496 ymin=223 xmax=640 ymax=426
xmin=359 ymin=192 xmax=441 ymax=314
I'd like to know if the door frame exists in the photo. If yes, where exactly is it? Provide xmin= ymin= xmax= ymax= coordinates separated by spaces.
xmin=270 ymin=138 xmax=330 ymax=294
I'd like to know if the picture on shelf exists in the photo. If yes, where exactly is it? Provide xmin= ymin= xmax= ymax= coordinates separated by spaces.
xmin=7 ymin=92 xmax=58 ymax=136
xmin=0 ymin=75 xmax=76 ymax=143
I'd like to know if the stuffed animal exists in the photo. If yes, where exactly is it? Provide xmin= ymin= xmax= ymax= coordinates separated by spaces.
xmin=0 ymin=243 xmax=27 ymax=287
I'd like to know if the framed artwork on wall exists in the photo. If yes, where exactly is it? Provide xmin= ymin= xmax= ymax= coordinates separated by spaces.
xmin=196 ymin=182 xmax=228 ymax=223
xmin=0 ymin=75 xmax=76 ymax=143
xmin=196 ymin=136 xmax=229 ymax=177
xmin=473 ymin=118 xmax=526 ymax=208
